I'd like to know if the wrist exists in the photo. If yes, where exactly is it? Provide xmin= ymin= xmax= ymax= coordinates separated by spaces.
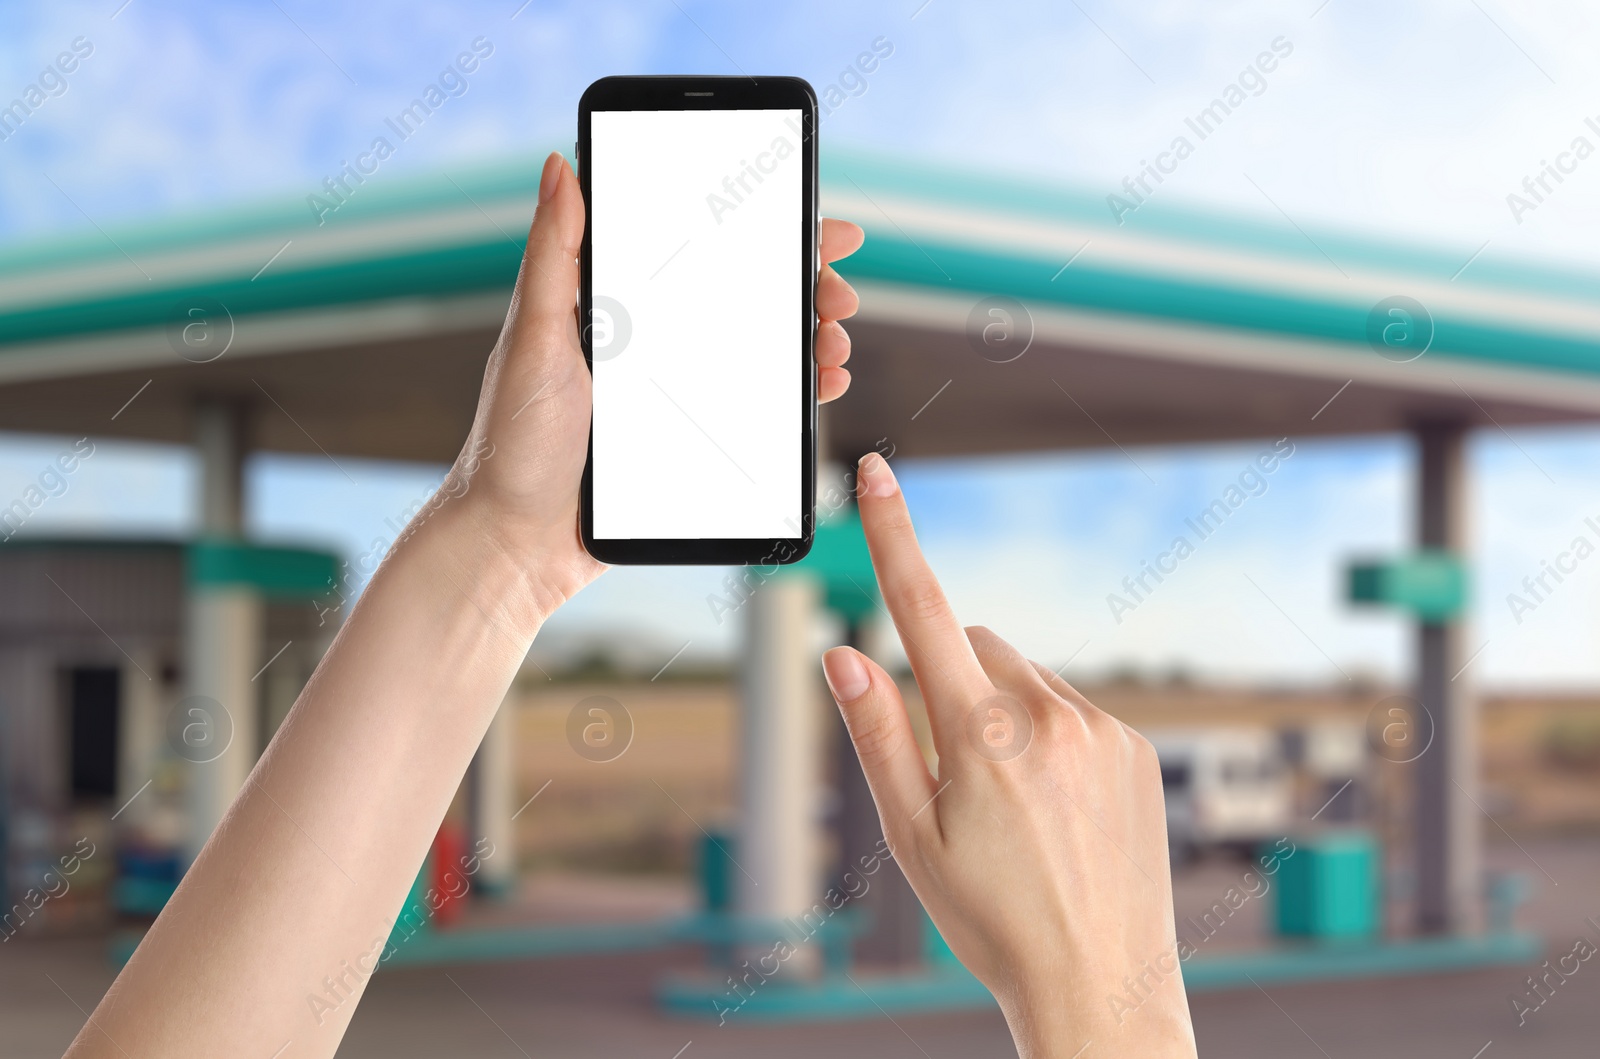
xmin=1001 ymin=976 xmax=1196 ymax=1059
xmin=439 ymin=491 xmax=600 ymax=632
xmin=402 ymin=499 xmax=550 ymax=644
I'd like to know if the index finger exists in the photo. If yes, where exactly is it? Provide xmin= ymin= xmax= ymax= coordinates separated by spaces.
xmin=855 ymin=452 xmax=993 ymax=727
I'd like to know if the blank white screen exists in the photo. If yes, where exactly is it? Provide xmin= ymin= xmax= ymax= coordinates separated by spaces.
xmin=591 ymin=108 xmax=803 ymax=540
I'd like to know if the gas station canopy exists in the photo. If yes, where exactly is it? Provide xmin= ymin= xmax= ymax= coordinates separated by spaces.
xmin=5 ymin=144 xmax=1596 ymax=979
xmin=3 ymin=150 xmax=1600 ymax=460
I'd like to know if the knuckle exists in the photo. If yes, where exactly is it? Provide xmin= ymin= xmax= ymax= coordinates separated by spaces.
xmin=872 ymin=492 xmax=911 ymax=528
xmin=1033 ymin=698 xmax=1084 ymax=750
xmin=1075 ymin=696 xmax=1117 ymax=733
xmin=1121 ymin=725 xmax=1163 ymax=783
xmin=845 ymin=707 xmax=902 ymax=769
xmin=1124 ymin=724 xmax=1157 ymax=760
xmin=894 ymin=576 xmax=948 ymax=623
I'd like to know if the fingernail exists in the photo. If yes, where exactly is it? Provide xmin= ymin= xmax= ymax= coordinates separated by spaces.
xmin=539 ymin=151 xmax=564 ymax=204
xmin=823 ymin=648 xmax=871 ymax=702
xmin=858 ymin=452 xmax=898 ymax=498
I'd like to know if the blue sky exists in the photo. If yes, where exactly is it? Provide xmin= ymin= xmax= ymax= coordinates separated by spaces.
xmin=4 ymin=0 xmax=1600 ymax=687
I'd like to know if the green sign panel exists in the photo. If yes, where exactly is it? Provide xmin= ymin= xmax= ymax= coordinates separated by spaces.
xmin=1347 ymin=551 xmax=1467 ymax=621
xmin=188 ymin=538 xmax=340 ymax=600
xmin=793 ymin=506 xmax=879 ymax=622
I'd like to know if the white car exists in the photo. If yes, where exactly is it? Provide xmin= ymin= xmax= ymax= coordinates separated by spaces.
xmin=1146 ymin=727 xmax=1293 ymax=863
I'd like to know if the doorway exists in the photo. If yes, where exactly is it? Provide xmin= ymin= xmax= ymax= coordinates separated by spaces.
xmin=67 ymin=666 xmax=120 ymax=802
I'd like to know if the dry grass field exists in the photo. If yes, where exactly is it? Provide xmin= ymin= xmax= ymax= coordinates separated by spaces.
xmin=509 ymin=675 xmax=1600 ymax=881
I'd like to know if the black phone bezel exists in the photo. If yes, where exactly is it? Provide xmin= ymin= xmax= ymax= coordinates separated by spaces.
xmin=577 ymin=75 xmax=819 ymax=567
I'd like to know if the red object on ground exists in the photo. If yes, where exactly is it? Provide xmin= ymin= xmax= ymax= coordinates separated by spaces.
xmin=430 ymin=824 xmax=467 ymax=927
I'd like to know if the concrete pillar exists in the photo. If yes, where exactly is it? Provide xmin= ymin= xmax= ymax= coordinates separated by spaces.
xmin=1413 ymin=422 xmax=1480 ymax=934
xmin=195 ymin=402 xmax=245 ymax=536
xmin=738 ymin=576 xmax=821 ymax=965
xmin=834 ymin=613 xmax=925 ymax=966
xmin=183 ymin=590 xmax=261 ymax=863
xmin=470 ymin=699 xmax=517 ymax=898
xmin=184 ymin=401 xmax=262 ymax=866
xmin=117 ymin=647 xmax=165 ymax=831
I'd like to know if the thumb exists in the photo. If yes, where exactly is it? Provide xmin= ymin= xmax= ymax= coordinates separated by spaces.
xmin=823 ymin=647 xmax=936 ymax=834
xmin=513 ymin=151 xmax=585 ymax=338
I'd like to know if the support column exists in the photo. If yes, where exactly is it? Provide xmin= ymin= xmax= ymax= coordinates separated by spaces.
xmin=117 ymin=648 xmax=165 ymax=832
xmin=835 ymin=614 xmax=925 ymax=966
xmin=470 ymin=699 xmax=517 ymax=899
xmin=184 ymin=401 xmax=262 ymax=867
xmin=738 ymin=576 xmax=821 ymax=967
xmin=1413 ymin=422 xmax=1480 ymax=934
xmin=195 ymin=402 xmax=246 ymax=537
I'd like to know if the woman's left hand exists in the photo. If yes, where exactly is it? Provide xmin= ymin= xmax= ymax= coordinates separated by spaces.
xmin=450 ymin=150 xmax=865 ymax=620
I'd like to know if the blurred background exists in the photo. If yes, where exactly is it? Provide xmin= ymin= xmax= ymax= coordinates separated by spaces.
xmin=4 ymin=1 xmax=1600 ymax=1055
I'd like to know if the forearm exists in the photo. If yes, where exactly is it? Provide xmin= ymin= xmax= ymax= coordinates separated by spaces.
xmin=69 ymin=502 xmax=544 ymax=1058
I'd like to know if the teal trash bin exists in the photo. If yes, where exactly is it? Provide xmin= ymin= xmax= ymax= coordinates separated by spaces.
xmin=1272 ymin=831 xmax=1378 ymax=940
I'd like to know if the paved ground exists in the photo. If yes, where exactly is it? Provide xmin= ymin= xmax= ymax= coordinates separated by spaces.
xmin=4 ymin=836 xmax=1597 ymax=1057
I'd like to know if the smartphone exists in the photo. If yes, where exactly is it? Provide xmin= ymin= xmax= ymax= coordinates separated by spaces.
xmin=577 ymin=75 xmax=818 ymax=565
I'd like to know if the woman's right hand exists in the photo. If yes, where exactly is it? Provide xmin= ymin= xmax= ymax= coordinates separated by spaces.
xmin=822 ymin=452 xmax=1197 ymax=1058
